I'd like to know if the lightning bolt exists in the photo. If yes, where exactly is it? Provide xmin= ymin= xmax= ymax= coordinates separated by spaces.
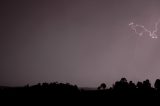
xmin=129 ymin=20 xmax=160 ymax=39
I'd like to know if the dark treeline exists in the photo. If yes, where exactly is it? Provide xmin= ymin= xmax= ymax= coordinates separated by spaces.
xmin=1 ymin=78 xmax=160 ymax=103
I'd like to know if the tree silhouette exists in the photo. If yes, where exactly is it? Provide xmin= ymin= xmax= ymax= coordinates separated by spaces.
xmin=2 ymin=77 xmax=160 ymax=100
xmin=143 ymin=79 xmax=151 ymax=89
xmin=113 ymin=78 xmax=129 ymax=90
xmin=155 ymin=79 xmax=160 ymax=90
xmin=120 ymin=78 xmax=127 ymax=83
xmin=98 ymin=83 xmax=106 ymax=90
xmin=129 ymin=81 xmax=136 ymax=89
xmin=137 ymin=81 xmax=143 ymax=89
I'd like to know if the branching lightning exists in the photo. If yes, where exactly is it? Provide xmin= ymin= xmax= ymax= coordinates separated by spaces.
xmin=129 ymin=20 xmax=160 ymax=39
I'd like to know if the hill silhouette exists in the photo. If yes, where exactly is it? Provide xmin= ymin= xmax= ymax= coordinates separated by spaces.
xmin=1 ymin=78 xmax=160 ymax=104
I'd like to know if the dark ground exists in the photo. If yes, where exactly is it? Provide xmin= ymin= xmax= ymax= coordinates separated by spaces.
xmin=1 ymin=78 xmax=160 ymax=105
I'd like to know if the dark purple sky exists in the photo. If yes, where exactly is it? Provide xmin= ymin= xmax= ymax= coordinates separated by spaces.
xmin=1 ymin=0 xmax=160 ymax=87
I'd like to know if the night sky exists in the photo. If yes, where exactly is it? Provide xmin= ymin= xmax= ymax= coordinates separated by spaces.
xmin=1 ymin=0 xmax=160 ymax=87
